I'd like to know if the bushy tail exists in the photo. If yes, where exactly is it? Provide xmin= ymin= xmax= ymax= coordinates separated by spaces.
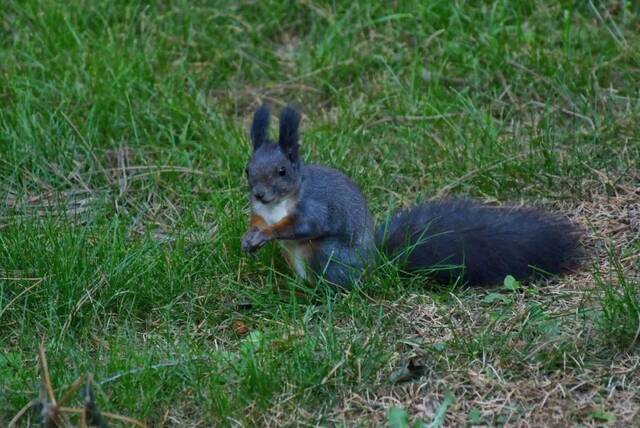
xmin=376 ymin=199 xmax=582 ymax=286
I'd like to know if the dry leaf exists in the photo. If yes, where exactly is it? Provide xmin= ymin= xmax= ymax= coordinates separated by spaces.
xmin=232 ymin=320 xmax=249 ymax=336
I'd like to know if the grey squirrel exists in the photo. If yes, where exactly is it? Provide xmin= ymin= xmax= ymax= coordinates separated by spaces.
xmin=241 ymin=105 xmax=582 ymax=289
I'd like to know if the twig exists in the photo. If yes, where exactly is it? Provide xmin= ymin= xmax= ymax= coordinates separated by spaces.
xmin=100 ymin=412 xmax=148 ymax=428
xmin=59 ymin=407 xmax=148 ymax=428
xmin=38 ymin=343 xmax=57 ymax=406
xmin=81 ymin=404 xmax=87 ymax=428
xmin=8 ymin=399 xmax=38 ymax=428
xmin=58 ymin=406 xmax=86 ymax=413
xmin=58 ymin=374 xmax=86 ymax=407
xmin=10 ymin=346 xmax=148 ymax=427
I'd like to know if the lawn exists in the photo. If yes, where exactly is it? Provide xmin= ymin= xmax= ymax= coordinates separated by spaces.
xmin=1 ymin=0 xmax=639 ymax=426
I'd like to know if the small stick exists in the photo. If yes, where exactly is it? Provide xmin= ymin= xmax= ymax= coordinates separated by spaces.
xmin=100 ymin=412 xmax=148 ymax=428
xmin=81 ymin=405 xmax=88 ymax=428
xmin=10 ymin=346 xmax=147 ymax=428
xmin=8 ymin=399 xmax=38 ymax=428
xmin=58 ymin=406 xmax=87 ymax=414
xmin=58 ymin=374 xmax=86 ymax=406
xmin=60 ymin=406 xmax=148 ymax=428
xmin=38 ymin=344 xmax=57 ymax=405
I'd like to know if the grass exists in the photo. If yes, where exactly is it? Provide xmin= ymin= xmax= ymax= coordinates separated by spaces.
xmin=1 ymin=0 xmax=639 ymax=426
xmin=597 ymin=249 xmax=640 ymax=350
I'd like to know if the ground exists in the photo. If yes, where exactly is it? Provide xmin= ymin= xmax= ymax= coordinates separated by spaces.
xmin=1 ymin=1 xmax=639 ymax=427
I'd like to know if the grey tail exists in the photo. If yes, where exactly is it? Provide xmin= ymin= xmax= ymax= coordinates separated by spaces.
xmin=376 ymin=199 xmax=583 ymax=286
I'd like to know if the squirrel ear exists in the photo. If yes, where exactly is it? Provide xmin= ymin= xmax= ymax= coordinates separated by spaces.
xmin=250 ymin=105 xmax=270 ymax=150
xmin=278 ymin=105 xmax=300 ymax=162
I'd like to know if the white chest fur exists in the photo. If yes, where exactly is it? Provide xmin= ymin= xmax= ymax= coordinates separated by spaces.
xmin=252 ymin=198 xmax=292 ymax=226
xmin=252 ymin=197 xmax=308 ymax=279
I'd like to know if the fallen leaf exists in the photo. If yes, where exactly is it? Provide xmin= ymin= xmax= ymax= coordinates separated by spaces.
xmin=502 ymin=275 xmax=521 ymax=291
xmin=232 ymin=320 xmax=249 ymax=336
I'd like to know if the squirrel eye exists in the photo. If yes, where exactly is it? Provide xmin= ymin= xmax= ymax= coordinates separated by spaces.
xmin=278 ymin=166 xmax=287 ymax=176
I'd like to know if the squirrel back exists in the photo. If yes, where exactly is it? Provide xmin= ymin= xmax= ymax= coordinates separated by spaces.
xmin=377 ymin=199 xmax=582 ymax=286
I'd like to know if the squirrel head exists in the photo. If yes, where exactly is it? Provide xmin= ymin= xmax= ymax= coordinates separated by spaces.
xmin=245 ymin=105 xmax=302 ymax=205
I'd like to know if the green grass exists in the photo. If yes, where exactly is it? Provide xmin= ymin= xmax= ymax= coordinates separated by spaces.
xmin=597 ymin=248 xmax=640 ymax=350
xmin=1 ymin=0 xmax=639 ymax=426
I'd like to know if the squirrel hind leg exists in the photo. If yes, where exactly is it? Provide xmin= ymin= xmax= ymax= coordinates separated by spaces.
xmin=282 ymin=241 xmax=312 ymax=280
xmin=308 ymin=241 xmax=372 ymax=290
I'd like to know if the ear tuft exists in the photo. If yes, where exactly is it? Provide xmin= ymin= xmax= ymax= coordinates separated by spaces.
xmin=278 ymin=105 xmax=301 ymax=161
xmin=250 ymin=105 xmax=270 ymax=150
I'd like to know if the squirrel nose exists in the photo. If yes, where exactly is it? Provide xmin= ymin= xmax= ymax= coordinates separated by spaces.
xmin=253 ymin=190 xmax=265 ymax=201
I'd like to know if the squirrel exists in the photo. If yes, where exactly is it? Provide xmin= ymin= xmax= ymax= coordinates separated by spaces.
xmin=241 ymin=105 xmax=582 ymax=289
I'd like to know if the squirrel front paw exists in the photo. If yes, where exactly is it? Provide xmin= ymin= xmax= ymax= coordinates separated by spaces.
xmin=241 ymin=228 xmax=269 ymax=253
